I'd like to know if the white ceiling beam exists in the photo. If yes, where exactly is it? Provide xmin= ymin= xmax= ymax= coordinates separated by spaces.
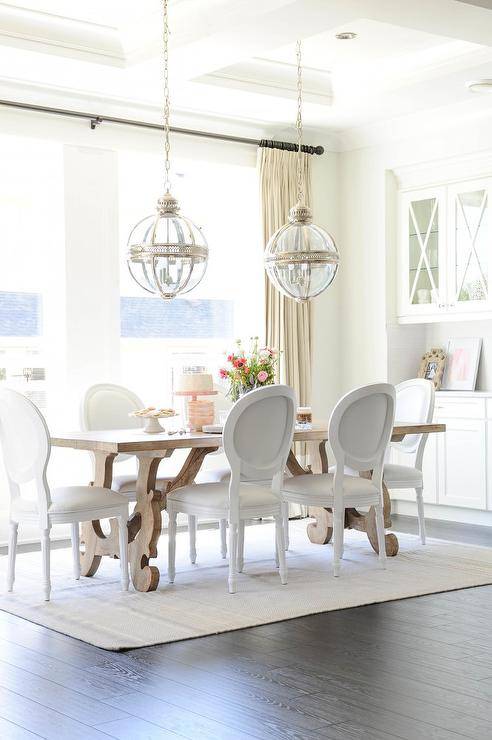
xmin=0 ymin=2 xmax=125 ymax=65
xmin=195 ymin=58 xmax=332 ymax=106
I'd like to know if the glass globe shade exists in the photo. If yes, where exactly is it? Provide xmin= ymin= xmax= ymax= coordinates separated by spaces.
xmin=127 ymin=193 xmax=208 ymax=300
xmin=264 ymin=204 xmax=339 ymax=301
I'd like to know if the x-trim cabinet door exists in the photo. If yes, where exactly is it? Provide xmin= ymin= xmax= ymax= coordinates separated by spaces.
xmin=399 ymin=187 xmax=447 ymax=319
xmin=446 ymin=178 xmax=492 ymax=314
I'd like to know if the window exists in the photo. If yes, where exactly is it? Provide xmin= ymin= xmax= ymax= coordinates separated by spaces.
xmin=118 ymin=149 xmax=263 ymax=406
xmin=0 ymin=136 xmax=65 ymax=421
xmin=0 ymin=124 xmax=262 ymax=537
xmin=0 ymin=134 xmax=66 ymax=519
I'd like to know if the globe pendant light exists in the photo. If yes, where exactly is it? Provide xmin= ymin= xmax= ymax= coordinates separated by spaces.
xmin=127 ymin=0 xmax=208 ymax=300
xmin=264 ymin=41 xmax=339 ymax=302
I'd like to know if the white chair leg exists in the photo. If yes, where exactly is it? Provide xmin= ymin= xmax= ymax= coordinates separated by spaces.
xmin=275 ymin=515 xmax=288 ymax=585
xmin=188 ymin=514 xmax=197 ymax=564
xmin=282 ymin=502 xmax=289 ymax=551
xmin=219 ymin=518 xmax=227 ymax=559
xmin=228 ymin=522 xmax=238 ymax=594
xmin=71 ymin=523 xmax=81 ymax=580
xmin=415 ymin=487 xmax=426 ymax=545
xmin=168 ymin=508 xmax=177 ymax=584
xmin=7 ymin=521 xmax=18 ymax=593
xmin=375 ymin=504 xmax=387 ymax=569
xmin=41 ymin=527 xmax=51 ymax=601
xmin=118 ymin=515 xmax=130 ymax=591
xmin=237 ymin=520 xmax=245 ymax=573
xmin=332 ymin=509 xmax=344 ymax=577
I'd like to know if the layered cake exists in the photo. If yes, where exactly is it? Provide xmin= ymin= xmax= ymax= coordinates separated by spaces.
xmin=176 ymin=372 xmax=213 ymax=393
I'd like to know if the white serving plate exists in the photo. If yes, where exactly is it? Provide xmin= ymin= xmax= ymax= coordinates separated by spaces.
xmin=201 ymin=424 xmax=223 ymax=434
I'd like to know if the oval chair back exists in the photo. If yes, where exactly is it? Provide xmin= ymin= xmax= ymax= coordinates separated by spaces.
xmin=0 ymin=388 xmax=51 ymax=528
xmin=329 ymin=383 xmax=396 ymax=496
xmin=391 ymin=378 xmax=435 ymax=467
xmin=223 ymin=384 xmax=296 ymax=517
xmin=81 ymin=383 xmax=144 ymax=463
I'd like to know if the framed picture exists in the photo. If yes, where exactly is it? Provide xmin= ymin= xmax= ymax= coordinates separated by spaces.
xmin=418 ymin=348 xmax=446 ymax=389
xmin=441 ymin=338 xmax=482 ymax=391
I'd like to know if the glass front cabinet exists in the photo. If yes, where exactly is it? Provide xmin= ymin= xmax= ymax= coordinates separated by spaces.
xmin=398 ymin=178 xmax=492 ymax=322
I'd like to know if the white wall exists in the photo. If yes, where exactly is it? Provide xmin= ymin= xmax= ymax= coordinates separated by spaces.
xmin=337 ymin=111 xmax=492 ymax=526
xmin=425 ymin=321 xmax=492 ymax=392
xmin=310 ymin=148 xmax=341 ymax=418
xmin=339 ymin=147 xmax=388 ymax=392
xmin=339 ymin=110 xmax=492 ymax=394
xmin=63 ymin=146 xmax=120 ymax=424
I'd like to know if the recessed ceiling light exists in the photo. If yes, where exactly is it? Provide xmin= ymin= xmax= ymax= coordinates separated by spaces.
xmin=466 ymin=79 xmax=492 ymax=93
xmin=335 ymin=32 xmax=357 ymax=40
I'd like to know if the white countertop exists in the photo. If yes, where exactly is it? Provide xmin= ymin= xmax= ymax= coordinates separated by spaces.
xmin=436 ymin=390 xmax=492 ymax=397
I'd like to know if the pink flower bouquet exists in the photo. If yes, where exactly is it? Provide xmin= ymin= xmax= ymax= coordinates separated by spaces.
xmin=219 ymin=337 xmax=278 ymax=402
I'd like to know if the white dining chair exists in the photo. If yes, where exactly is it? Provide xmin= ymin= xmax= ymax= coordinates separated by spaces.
xmin=281 ymin=383 xmax=396 ymax=577
xmin=167 ymin=384 xmax=296 ymax=593
xmin=383 ymin=378 xmax=435 ymax=544
xmin=0 ymin=388 xmax=129 ymax=601
xmin=81 ymin=383 xmax=175 ymax=501
xmin=81 ymin=383 xmax=229 ymax=564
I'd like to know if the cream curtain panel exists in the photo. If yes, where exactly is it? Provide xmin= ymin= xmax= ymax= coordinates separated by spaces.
xmin=258 ymin=146 xmax=313 ymax=407
xmin=258 ymin=147 xmax=313 ymax=517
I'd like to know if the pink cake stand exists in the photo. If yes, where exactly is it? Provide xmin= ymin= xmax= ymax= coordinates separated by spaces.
xmin=174 ymin=390 xmax=218 ymax=431
xmin=174 ymin=390 xmax=218 ymax=400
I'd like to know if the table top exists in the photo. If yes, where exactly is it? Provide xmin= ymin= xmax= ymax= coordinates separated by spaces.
xmin=51 ymin=421 xmax=445 ymax=454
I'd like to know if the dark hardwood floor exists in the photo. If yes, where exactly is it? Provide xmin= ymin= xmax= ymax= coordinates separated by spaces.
xmin=0 ymin=517 xmax=491 ymax=740
xmin=391 ymin=514 xmax=492 ymax=548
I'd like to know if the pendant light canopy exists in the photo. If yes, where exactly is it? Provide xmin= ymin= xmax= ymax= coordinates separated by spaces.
xmin=127 ymin=0 xmax=208 ymax=300
xmin=264 ymin=41 xmax=339 ymax=302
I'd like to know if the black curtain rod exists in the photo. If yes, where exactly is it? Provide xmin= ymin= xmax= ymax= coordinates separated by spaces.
xmin=0 ymin=99 xmax=324 ymax=154
xmin=258 ymin=139 xmax=323 ymax=155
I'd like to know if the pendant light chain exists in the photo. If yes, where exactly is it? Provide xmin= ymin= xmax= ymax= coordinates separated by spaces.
xmin=264 ymin=38 xmax=339 ymax=302
xmin=296 ymin=39 xmax=304 ymax=205
xmin=163 ymin=0 xmax=171 ymax=193
xmin=126 ymin=0 xmax=209 ymax=301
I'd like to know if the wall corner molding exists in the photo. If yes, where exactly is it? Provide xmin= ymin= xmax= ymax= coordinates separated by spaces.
xmin=393 ymin=149 xmax=492 ymax=191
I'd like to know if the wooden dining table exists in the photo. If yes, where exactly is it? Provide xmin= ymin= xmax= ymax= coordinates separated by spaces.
xmin=51 ymin=421 xmax=445 ymax=592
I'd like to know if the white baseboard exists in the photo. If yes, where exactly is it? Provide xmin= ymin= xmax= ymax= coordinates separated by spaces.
xmin=392 ymin=500 xmax=492 ymax=527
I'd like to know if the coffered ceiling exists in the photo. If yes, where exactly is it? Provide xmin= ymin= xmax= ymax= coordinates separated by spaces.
xmin=1 ymin=0 xmax=492 ymax=144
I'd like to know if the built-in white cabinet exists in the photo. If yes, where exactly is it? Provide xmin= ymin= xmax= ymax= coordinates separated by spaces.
xmin=390 ymin=392 xmax=490 ymax=511
xmin=437 ymin=418 xmax=486 ymax=510
xmin=398 ymin=178 xmax=492 ymax=323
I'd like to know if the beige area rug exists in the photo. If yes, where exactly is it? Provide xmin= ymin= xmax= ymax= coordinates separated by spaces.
xmin=0 ymin=520 xmax=491 ymax=651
